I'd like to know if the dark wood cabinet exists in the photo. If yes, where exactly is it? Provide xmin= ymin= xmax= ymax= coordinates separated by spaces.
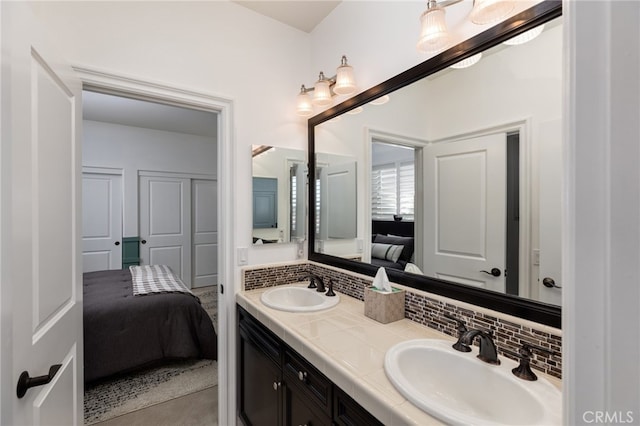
xmin=238 ymin=308 xmax=282 ymax=425
xmin=334 ymin=387 xmax=384 ymax=426
xmin=238 ymin=306 xmax=380 ymax=426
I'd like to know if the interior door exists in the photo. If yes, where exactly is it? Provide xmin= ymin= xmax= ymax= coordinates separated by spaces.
xmin=192 ymin=179 xmax=218 ymax=288
xmin=321 ymin=162 xmax=357 ymax=239
xmin=82 ymin=172 xmax=122 ymax=272
xmin=139 ymin=175 xmax=192 ymax=286
xmin=3 ymin=2 xmax=83 ymax=424
xmin=424 ymin=133 xmax=507 ymax=292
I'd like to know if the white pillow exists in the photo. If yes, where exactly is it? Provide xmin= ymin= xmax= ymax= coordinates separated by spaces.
xmin=404 ymin=262 xmax=423 ymax=275
xmin=371 ymin=243 xmax=404 ymax=263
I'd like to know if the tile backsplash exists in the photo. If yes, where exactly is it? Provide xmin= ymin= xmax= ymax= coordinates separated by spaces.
xmin=242 ymin=261 xmax=562 ymax=379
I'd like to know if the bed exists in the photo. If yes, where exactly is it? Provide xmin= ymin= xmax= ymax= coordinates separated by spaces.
xmin=83 ymin=268 xmax=217 ymax=383
xmin=370 ymin=220 xmax=415 ymax=271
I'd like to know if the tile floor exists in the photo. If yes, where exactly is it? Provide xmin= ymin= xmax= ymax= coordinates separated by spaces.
xmin=94 ymin=386 xmax=218 ymax=426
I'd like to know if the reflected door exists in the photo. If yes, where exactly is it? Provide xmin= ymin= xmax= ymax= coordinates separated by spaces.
xmin=424 ymin=133 xmax=507 ymax=292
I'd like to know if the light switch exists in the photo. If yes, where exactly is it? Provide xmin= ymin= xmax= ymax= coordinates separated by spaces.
xmin=238 ymin=247 xmax=248 ymax=266
xmin=533 ymin=249 xmax=540 ymax=266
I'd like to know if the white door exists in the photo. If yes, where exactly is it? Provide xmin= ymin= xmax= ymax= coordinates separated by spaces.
xmin=321 ymin=161 xmax=357 ymax=239
xmin=139 ymin=175 xmax=192 ymax=286
xmin=424 ymin=133 xmax=507 ymax=292
xmin=192 ymin=179 xmax=218 ymax=288
xmin=537 ymin=119 xmax=563 ymax=305
xmin=82 ymin=173 xmax=122 ymax=272
xmin=2 ymin=2 xmax=83 ymax=424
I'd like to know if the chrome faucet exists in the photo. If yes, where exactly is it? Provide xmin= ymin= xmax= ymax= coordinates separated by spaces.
xmin=460 ymin=329 xmax=501 ymax=365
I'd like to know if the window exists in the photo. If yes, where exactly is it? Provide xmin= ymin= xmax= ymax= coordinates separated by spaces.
xmin=371 ymin=161 xmax=414 ymax=221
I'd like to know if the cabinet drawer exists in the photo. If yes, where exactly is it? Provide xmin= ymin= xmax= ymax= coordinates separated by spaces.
xmin=238 ymin=309 xmax=282 ymax=365
xmin=333 ymin=387 xmax=383 ymax=426
xmin=284 ymin=349 xmax=332 ymax=414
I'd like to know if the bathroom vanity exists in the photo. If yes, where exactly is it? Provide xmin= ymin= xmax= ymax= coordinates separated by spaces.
xmin=237 ymin=283 xmax=563 ymax=425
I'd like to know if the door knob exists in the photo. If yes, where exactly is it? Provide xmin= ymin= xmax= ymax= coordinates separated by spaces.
xmin=141 ymin=239 xmax=147 ymax=244
xmin=480 ymin=268 xmax=501 ymax=277
xmin=542 ymin=277 xmax=562 ymax=289
xmin=114 ymin=241 xmax=120 ymax=246
xmin=16 ymin=364 xmax=62 ymax=398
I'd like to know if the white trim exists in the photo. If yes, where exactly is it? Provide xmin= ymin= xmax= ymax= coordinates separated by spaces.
xmin=82 ymin=166 xmax=122 ymax=175
xmin=74 ymin=66 xmax=235 ymax=425
xmin=138 ymin=169 xmax=216 ymax=181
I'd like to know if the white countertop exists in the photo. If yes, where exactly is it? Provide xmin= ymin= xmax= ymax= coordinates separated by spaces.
xmin=236 ymin=283 xmax=561 ymax=426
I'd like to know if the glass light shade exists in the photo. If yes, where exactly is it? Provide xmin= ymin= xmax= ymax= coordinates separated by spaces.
xmin=369 ymin=95 xmax=390 ymax=106
xmin=334 ymin=63 xmax=356 ymax=95
xmin=417 ymin=6 xmax=450 ymax=54
xmin=470 ymin=0 xmax=514 ymax=25
xmin=503 ymin=24 xmax=545 ymax=45
xmin=312 ymin=77 xmax=332 ymax=107
xmin=450 ymin=52 xmax=483 ymax=69
xmin=346 ymin=106 xmax=363 ymax=115
xmin=296 ymin=91 xmax=314 ymax=117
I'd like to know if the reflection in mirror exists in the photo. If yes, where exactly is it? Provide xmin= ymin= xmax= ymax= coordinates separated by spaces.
xmin=252 ymin=145 xmax=307 ymax=245
xmin=314 ymin=152 xmax=358 ymax=256
xmin=313 ymin=14 xmax=562 ymax=308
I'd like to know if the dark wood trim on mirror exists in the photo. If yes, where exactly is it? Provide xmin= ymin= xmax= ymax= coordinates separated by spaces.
xmin=308 ymin=0 xmax=562 ymax=328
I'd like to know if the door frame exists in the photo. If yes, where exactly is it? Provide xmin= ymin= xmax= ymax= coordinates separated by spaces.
xmin=73 ymin=66 xmax=235 ymax=425
xmin=364 ymin=128 xmax=429 ymax=269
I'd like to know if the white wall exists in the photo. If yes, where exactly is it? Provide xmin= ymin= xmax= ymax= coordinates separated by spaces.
xmin=32 ymin=1 xmax=311 ymax=268
xmin=83 ymin=120 xmax=217 ymax=237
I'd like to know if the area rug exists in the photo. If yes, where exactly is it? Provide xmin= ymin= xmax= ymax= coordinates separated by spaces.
xmin=84 ymin=358 xmax=218 ymax=425
xmin=84 ymin=285 xmax=219 ymax=425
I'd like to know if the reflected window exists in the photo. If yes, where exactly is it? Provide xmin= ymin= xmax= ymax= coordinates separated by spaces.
xmin=371 ymin=142 xmax=415 ymax=221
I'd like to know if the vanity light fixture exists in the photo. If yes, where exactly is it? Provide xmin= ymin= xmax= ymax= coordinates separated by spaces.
xmin=296 ymin=55 xmax=357 ymax=117
xmin=503 ymin=24 xmax=545 ymax=45
xmin=450 ymin=52 xmax=483 ymax=69
xmin=417 ymin=0 xmax=514 ymax=54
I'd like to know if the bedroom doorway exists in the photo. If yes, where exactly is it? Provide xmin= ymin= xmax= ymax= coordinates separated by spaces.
xmin=80 ymin=86 xmax=223 ymax=424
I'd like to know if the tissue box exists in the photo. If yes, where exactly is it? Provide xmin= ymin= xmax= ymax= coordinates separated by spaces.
xmin=364 ymin=286 xmax=405 ymax=324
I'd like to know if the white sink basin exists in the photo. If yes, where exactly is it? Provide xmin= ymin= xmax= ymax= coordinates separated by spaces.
xmin=384 ymin=339 xmax=562 ymax=425
xmin=260 ymin=285 xmax=340 ymax=312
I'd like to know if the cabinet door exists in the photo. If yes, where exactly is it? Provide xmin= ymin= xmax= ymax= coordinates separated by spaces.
xmin=238 ymin=311 xmax=282 ymax=426
xmin=239 ymin=330 xmax=281 ymax=425
xmin=285 ymin=383 xmax=332 ymax=426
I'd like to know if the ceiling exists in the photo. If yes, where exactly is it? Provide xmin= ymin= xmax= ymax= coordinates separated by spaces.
xmin=83 ymin=91 xmax=217 ymax=138
xmin=233 ymin=1 xmax=341 ymax=33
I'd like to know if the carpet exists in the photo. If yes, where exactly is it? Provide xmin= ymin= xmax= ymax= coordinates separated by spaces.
xmin=84 ymin=285 xmax=218 ymax=425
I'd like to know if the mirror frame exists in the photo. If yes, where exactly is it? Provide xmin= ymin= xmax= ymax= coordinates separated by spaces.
xmin=308 ymin=0 xmax=562 ymax=328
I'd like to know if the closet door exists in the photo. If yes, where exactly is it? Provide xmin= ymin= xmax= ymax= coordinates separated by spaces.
xmin=82 ymin=172 xmax=122 ymax=272
xmin=192 ymin=179 xmax=218 ymax=288
xmin=139 ymin=175 xmax=192 ymax=286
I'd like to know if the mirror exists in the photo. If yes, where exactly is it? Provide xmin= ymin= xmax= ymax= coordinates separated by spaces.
xmin=309 ymin=1 xmax=562 ymax=327
xmin=252 ymin=145 xmax=307 ymax=244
